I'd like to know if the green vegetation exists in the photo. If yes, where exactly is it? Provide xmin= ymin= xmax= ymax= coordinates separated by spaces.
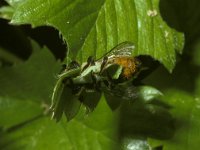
xmin=0 ymin=0 xmax=200 ymax=149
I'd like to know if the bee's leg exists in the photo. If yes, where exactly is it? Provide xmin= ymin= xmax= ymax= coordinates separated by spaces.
xmin=89 ymin=56 xmax=95 ymax=66
xmin=67 ymin=78 xmax=81 ymax=96
xmin=79 ymin=94 xmax=84 ymax=103
xmin=77 ymin=86 xmax=87 ymax=103
xmin=91 ymin=71 xmax=101 ymax=92
xmin=100 ymin=56 xmax=108 ymax=74
xmin=103 ymin=78 xmax=115 ymax=89
xmin=72 ymin=85 xmax=82 ymax=96
xmin=102 ymin=71 xmax=117 ymax=89
xmin=81 ymin=56 xmax=95 ymax=72
xmin=103 ymin=80 xmax=110 ymax=88
xmin=99 ymin=56 xmax=116 ymax=89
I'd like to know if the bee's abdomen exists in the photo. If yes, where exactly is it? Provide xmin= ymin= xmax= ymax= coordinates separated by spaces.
xmin=112 ymin=56 xmax=140 ymax=79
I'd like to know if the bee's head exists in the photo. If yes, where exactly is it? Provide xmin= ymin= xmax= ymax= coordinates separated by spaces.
xmin=134 ymin=57 xmax=142 ymax=69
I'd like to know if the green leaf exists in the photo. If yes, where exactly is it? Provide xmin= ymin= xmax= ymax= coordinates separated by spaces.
xmin=143 ymin=39 xmax=200 ymax=149
xmin=7 ymin=0 xmax=184 ymax=71
xmin=137 ymin=86 xmax=163 ymax=102
xmin=0 ymin=40 xmax=60 ymax=102
xmin=4 ymin=0 xmax=200 ymax=149
xmin=120 ymin=97 xmax=174 ymax=140
xmin=0 ymin=6 xmax=14 ymax=20
xmin=50 ymin=67 xmax=81 ymax=121
xmin=0 ymin=96 xmax=43 ymax=129
xmin=148 ymin=90 xmax=200 ymax=150
xmin=0 ymin=97 xmax=120 ymax=150
xmin=0 ymin=47 xmax=22 ymax=64
xmin=0 ymin=39 xmax=60 ymax=128
xmin=0 ymin=40 xmax=120 ymax=150
xmin=52 ymin=84 xmax=81 ymax=122
xmin=122 ymin=138 xmax=151 ymax=150
xmin=6 ymin=0 xmax=24 ymax=7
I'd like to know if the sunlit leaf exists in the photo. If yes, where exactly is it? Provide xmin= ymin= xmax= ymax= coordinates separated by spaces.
xmin=6 ymin=0 xmax=184 ymax=71
xmin=0 ymin=6 xmax=14 ymax=20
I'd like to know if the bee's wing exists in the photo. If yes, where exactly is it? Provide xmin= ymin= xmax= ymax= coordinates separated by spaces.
xmin=107 ymin=42 xmax=135 ymax=58
xmin=102 ymin=85 xmax=139 ymax=110
xmin=97 ymin=42 xmax=135 ymax=60
xmin=103 ymin=85 xmax=139 ymax=101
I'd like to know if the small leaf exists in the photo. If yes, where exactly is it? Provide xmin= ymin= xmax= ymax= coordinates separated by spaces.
xmin=137 ymin=86 xmax=163 ymax=102
xmin=120 ymin=98 xmax=174 ymax=140
xmin=0 ymin=6 xmax=14 ymax=20
xmin=122 ymin=137 xmax=151 ymax=150
xmin=52 ymin=84 xmax=81 ymax=122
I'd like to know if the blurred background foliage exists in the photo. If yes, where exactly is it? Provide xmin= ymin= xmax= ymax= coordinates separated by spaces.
xmin=0 ymin=0 xmax=200 ymax=150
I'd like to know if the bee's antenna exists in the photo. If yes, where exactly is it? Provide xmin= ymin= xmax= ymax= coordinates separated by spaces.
xmin=100 ymin=56 xmax=108 ymax=74
xmin=81 ymin=56 xmax=95 ymax=72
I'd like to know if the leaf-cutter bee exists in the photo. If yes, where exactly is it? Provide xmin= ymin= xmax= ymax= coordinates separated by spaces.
xmin=51 ymin=42 xmax=144 ymax=121
xmin=97 ymin=42 xmax=141 ymax=80
xmin=78 ymin=42 xmax=141 ymax=83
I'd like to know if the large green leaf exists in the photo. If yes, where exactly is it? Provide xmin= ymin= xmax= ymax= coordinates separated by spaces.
xmin=0 ymin=40 xmax=60 ymax=101
xmin=6 ymin=0 xmax=184 ymax=71
xmin=0 ymin=39 xmax=173 ymax=150
xmin=0 ymin=96 xmax=43 ymax=129
xmin=0 ymin=40 xmax=120 ymax=150
xmin=0 ymin=98 xmax=120 ymax=150
xmin=144 ymin=39 xmax=200 ymax=149
xmin=4 ymin=0 xmax=200 ymax=149
xmin=0 ymin=6 xmax=14 ymax=20
xmin=0 ymin=39 xmax=60 ymax=129
xmin=148 ymin=90 xmax=200 ymax=150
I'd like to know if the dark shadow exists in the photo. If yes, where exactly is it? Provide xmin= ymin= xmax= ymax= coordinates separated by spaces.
xmin=157 ymin=0 xmax=200 ymax=93
xmin=0 ymin=19 xmax=67 ymax=61
xmin=153 ymin=145 xmax=163 ymax=150
xmin=0 ymin=19 xmax=32 ymax=59
xmin=0 ymin=0 xmax=7 ymax=7
xmin=134 ymin=55 xmax=160 ymax=85
xmin=159 ymin=0 xmax=183 ymax=32
xmin=22 ymin=26 xmax=67 ymax=60
xmin=160 ymin=0 xmax=200 ymax=47
xmin=143 ymin=57 xmax=200 ymax=93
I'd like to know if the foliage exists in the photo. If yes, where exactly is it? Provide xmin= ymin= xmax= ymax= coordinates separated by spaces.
xmin=0 ymin=0 xmax=200 ymax=150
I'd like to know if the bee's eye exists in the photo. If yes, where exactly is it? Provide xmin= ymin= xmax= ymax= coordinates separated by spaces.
xmin=135 ymin=59 xmax=141 ymax=67
xmin=68 ymin=61 xmax=80 ymax=69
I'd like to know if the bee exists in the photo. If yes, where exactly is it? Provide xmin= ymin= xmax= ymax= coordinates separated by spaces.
xmin=51 ymin=42 xmax=142 ymax=121
xmin=95 ymin=42 xmax=141 ymax=81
